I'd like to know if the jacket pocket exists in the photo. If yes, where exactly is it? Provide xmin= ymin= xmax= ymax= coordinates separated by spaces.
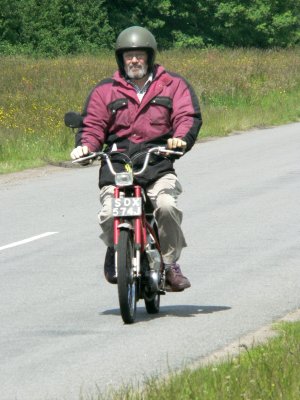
xmin=108 ymin=98 xmax=130 ymax=129
xmin=149 ymin=96 xmax=172 ymax=126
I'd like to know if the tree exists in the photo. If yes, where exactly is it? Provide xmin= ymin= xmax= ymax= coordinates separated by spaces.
xmin=0 ymin=0 xmax=299 ymax=55
xmin=18 ymin=0 xmax=113 ymax=54
xmin=213 ymin=0 xmax=300 ymax=47
xmin=0 ymin=0 xmax=22 ymax=44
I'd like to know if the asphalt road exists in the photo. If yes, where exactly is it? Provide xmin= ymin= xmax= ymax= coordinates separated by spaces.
xmin=1 ymin=122 xmax=300 ymax=400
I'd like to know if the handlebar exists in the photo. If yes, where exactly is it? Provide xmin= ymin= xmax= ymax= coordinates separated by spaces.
xmin=72 ymin=146 xmax=183 ymax=176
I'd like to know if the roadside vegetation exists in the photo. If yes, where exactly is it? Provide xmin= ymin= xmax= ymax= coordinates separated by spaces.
xmin=0 ymin=47 xmax=299 ymax=174
xmin=93 ymin=321 xmax=300 ymax=400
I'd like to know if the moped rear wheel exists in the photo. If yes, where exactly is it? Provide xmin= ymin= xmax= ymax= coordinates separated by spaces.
xmin=117 ymin=230 xmax=137 ymax=324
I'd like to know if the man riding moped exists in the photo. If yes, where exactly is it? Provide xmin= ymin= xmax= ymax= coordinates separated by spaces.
xmin=70 ymin=26 xmax=202 ymax=291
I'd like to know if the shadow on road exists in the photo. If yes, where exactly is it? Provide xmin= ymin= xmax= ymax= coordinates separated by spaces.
xmin=101 ymin=305 xmax=231 ymax=322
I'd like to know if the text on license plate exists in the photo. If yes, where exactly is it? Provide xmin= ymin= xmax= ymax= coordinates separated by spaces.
xmin=112 ymin=197 xmax=142 ymax=217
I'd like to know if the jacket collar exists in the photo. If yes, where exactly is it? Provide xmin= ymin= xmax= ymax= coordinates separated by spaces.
xmin=112 ymin=65 xmax=173 ymax=113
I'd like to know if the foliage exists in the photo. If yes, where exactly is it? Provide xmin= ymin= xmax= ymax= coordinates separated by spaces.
xmin=0 ymin=0 xmax=113 ymax=56
xmin=0 ymin=0 xmax=299 ymax=55
xmin=0 ymin=0 xmax=21 ymax=44
xmin=213 ymin=0 xmax=300 ymax=47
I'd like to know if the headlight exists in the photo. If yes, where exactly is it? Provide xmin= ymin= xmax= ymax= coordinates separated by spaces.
xmin=115 ymin=172 xmax=133 ymax=186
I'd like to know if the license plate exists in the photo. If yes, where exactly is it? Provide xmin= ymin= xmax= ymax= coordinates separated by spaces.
xmin=112 ymin=197 xmax=142 ymax=217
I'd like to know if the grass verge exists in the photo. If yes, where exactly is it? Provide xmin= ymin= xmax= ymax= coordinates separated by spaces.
xmin=93 ymin=320 xmax=300 ymax=400
xmin=0 ymin=48 xmax=300 ymax=173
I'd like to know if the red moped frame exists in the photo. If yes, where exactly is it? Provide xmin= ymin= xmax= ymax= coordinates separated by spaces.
xmin=113 ymin=185 xmax=145 ymax=248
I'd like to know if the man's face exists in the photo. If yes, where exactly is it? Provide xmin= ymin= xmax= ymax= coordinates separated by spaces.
xmin=123 ymin=50 xmax=148 ymax=79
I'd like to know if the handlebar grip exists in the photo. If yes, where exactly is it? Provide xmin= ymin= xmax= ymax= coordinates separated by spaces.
xmin=72 ymin=152 xmax=97 ymax=164
xmin=168 ymin=150 xmax=184 ymax=156
xmin=157 ymin=147 xmax=184 ymax=156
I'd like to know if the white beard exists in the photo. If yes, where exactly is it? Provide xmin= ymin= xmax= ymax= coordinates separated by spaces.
xmin=125 ymin=63 xmax=148 ymax=80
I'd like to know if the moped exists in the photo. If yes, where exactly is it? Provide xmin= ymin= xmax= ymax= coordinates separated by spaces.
xmin=65 ymin=112 xmax=183 ymax=324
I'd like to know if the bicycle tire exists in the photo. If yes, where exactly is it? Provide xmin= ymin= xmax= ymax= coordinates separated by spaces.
xmin=117 ymin=229 xmax=137 ymax=324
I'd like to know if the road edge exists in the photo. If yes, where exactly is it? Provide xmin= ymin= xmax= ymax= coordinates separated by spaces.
xmin=190 ymin=308 xmax=300 ymax=370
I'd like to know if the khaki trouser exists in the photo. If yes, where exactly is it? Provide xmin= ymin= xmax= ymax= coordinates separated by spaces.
xmin=98 ymin=173 xmax=187 ymax=264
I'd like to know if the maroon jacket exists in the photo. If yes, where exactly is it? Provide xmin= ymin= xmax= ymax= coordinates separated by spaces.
xmin=76 ymin=64 xmax=202 ymax=187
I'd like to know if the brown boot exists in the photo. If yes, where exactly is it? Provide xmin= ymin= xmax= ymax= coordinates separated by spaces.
xmin=165 ymin=263 xmax=191 ymax=292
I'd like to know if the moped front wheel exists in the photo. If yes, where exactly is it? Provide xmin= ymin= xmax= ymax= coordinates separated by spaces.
xmin=117 ymin=230 xmax=137 ymax=324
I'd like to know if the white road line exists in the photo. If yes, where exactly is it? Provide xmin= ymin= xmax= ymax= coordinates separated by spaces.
xmin=0 ymin=232 xmax=59 ymax=251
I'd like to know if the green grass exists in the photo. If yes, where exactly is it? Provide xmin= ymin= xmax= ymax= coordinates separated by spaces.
xmin=0 ymin=48 xmax=300 ymax=173
xmin=92 ymin=321 xmax=300 ymax=400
